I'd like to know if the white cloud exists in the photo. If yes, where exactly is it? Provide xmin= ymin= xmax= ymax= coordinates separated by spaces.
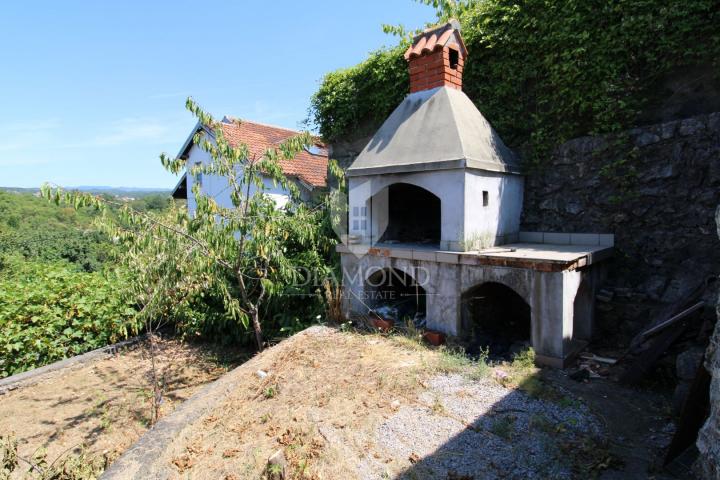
xmin=0 ymin=118 xmax=62 ymax=152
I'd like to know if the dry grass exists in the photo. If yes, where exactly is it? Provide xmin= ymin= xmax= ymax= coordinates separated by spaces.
xmin=156 ymin=328 xmax=441 ymax=479
xmin=0 ymin=338 xmax=239 ymax=477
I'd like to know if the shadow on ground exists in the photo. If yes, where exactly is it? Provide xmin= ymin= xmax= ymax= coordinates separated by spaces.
xmin=393 ymin=368 xmax=677 ymax=480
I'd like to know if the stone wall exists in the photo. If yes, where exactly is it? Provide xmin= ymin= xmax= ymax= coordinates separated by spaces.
xmin=695 ymin=206 xmax=720 ymax=479
xmin=522 ymin=112 xmax=720 ymax=345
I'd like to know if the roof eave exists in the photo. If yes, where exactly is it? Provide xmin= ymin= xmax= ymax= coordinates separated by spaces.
xmin=171 ymin=172 xmax=188 ymax=199
xmin=346 ymin=157 xmax=522 ymax=177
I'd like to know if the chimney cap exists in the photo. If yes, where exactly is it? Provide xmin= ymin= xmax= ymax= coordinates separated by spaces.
xmin=404 ymin=19 xmax=467 ymax=61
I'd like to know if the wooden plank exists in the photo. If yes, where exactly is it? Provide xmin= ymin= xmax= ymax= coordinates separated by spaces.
xmin=619 ymin=322 xmax=687 ymax=385
xmin=640 ymin=302 xmax=705 ymax=339
xmin=664 ymin=357 xmax=711 ymax=465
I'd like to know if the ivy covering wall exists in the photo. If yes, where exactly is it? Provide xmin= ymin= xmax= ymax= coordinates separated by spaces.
xmin=311 ymin=0 xmax=720 ymax=161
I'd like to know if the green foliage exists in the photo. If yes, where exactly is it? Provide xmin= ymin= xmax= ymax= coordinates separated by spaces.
xmin=43 ymin=97 xmax=338 ymax=351
xmin=0 ymin=190 xmax=172 ymax=272
xmin=311 ymin=0 xmax=720 ymax=161
xmin=0 ymin=255 xmax=138 ymax=377
xmin=0 ymin=191 xmax=110 ymax=271
xmin=311 ymin=44 xmax=409 ymax=143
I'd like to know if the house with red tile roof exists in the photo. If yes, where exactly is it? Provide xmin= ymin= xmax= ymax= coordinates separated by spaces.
xmin=171 ymin=116 xmax=328 ymax=214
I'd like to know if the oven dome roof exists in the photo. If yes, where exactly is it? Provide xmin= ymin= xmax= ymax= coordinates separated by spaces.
xmin=346 ymin=86 xmax=521 ymax=177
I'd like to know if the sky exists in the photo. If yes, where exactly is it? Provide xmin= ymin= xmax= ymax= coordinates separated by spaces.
xmin=0 ymin=1 xmax=435 ymax=189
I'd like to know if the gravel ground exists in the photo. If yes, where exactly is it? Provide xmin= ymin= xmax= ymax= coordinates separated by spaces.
xmin=373 ymin=374 xmax=603 ymax=480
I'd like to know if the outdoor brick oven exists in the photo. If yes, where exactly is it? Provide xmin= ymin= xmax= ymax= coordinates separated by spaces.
xmin=337 ymin=20 xmax=614 ymax=367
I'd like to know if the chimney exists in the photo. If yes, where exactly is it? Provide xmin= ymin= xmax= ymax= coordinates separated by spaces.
xmin=404 ymin=19 xmax=467 ymax=94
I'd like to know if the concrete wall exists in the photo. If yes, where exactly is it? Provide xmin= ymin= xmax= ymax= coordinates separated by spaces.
xmin=348 ymin=168 xmax=523 ymax=251
xmin=348 ymin=169 xmax=465 ymax=251
xmin=463 ymin=170 xmax=523 ymax=249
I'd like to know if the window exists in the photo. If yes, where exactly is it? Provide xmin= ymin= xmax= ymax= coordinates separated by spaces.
xmin=482 ymin=191 xmax=489 ymax=207
xmin=449 ymin=48 xmax=459 ymax=70
xmin=305 ymin=145 xmax=324 ymax=156
xmin=194 ymin=161 xmax=203 ymax=187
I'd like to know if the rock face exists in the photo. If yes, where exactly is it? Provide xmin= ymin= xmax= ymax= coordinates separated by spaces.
xmin=522 ymin=112 xmax=720 ymax=345
xmin=695 ymin=206 xmax=720 ymax=479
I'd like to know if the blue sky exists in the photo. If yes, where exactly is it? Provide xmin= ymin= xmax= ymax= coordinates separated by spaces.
xmin=0 ymin=1 xmax=435 ymax=189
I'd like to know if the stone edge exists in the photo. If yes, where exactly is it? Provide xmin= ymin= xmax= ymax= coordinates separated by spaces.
xmin=0 ymin=335 xmax=145 ymax=395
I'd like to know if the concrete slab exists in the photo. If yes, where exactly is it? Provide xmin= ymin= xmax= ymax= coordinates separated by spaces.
xmin=390 ymin=248 xmax=414 ymax=260
xmin=338 ymin=241 xmax=612 ymax=272
xmin=436 ymin=252 xmax=460 ymax=264
xmin=476 ymin=243 xmax=612 ymax=266
xmin=412 ymin=250 xmax=437 ymax=261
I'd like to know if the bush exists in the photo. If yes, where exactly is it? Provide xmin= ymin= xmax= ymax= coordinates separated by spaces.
xmin=0 ymin=256 xmax=138 ymax=377
xmin=311 ymin=0 xmax=720 ymax=161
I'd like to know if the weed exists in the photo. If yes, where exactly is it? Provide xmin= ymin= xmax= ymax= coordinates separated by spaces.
xmin=467 ymin=347 xmax=491 ymax=380
xmin=529 ymin=414 xmax=554 ymax=434
xmin=0 ymin=434 xmax=18 ymax=474
xmin=391 ymin=319 xmax=425 ymax=351
xmin=263 ymin=385 xmax=278 ymax=399
xmin=562 ymin=436 xmax=622 ymax=477
xmin=489 ymin=415 xmax=515 ymax=440
xmin=431 ymin=397 xmax=446 ymax=415
xmin=511 ymin=347 xmax=536 ymax=370
xmin=557 ymin=396 xmax=581 ymax=409
xmin=323 ymin=280 xmax=345 ymax=325
xmin=0 ymin=435 xmax=106 ymax=479
xmin=435 ymin=347 xmax=472 ymax=374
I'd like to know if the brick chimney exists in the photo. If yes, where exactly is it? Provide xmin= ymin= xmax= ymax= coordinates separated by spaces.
xmin=404 ymin=19 xmax=467 ymax=94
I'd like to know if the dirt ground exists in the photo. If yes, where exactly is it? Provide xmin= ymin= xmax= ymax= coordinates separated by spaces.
xmin=0 ymin=337 xmax=245 ymax=476
xmin=106 ymin=327 xmax=681 ymax=480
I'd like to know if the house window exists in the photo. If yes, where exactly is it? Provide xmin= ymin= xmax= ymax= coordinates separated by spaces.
xmin=194 ymin=161 xmax=203 ymax=187
xmin=449 ymin=48 xmax=459 ymax=70
xmin=482 ymin=191 xmax=489 ymax=207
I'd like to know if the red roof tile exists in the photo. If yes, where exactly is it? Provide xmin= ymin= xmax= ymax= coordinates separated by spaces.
xmin=404 ymin=19 xmax=467 ymax=60
xmin=215 ymin=119 xmax=328 ymax=188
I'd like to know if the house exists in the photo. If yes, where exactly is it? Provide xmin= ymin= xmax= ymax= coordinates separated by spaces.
xmin=171 ymin=117 xmax=328 ymax=214
xmin=338 ymin=20 xmax=614 ymax=368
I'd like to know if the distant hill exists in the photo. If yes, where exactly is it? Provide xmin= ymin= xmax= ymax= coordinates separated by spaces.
xmin=0 ymin=186 xmax=171 ymax=198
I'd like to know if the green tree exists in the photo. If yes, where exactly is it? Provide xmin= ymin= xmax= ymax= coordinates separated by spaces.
xmin=43 ymin=98 xmax=321 ymax=351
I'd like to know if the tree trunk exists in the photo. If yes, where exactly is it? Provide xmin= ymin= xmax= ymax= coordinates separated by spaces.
xmin=251 ymin=308 xmax=264 ymax=351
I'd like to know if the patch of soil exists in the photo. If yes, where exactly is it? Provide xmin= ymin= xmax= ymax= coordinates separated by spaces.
xmin=542 ymin=369 xmax=678 ymax=479
xmin=0 ymin=337 xmax=245 ymax=475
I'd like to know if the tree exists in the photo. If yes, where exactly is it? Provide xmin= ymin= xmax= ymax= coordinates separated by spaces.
xmin=42 ymin=97 xmax=318 ymax=352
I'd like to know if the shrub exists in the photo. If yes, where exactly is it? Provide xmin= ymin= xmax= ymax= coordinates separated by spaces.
xmin=0 ymin=256 xmax=138 ymax=377
xmin=311 ymin=0 xmax=720 ymax=162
